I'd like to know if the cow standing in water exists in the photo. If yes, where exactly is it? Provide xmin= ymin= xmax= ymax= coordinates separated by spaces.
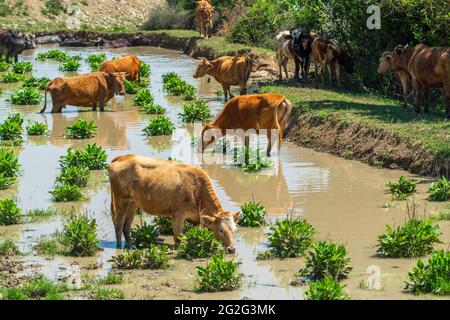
xmin=195 ymin=0 xmax=215 ymax=39
xmin=100 ymin=54 xmax=142 ymax=82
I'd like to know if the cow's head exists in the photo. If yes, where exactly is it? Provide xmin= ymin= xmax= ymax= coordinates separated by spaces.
xmin=378 ymin=52 xmax=393 ymax=74
xmin=201 ymin=211 xmax=241 ymax=254
xmin=391 ymin=44 xmax=411 ymax=71
xmin=109 ymin=72 xmax=127 ymax=96
xmin=200 ymin=124 xmax=216 ymax=152
xmin=193 ymin=58 xmax=213 ymax=79
xmin=291 ymin=28 xmax=313 ymax=53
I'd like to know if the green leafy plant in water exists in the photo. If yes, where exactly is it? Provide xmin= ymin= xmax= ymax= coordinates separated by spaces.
xmin=96 ymin=273 xmax=124 ymax=285
xmin=26 ymin=121 xmax=48 ymax=136
xmin=0 ymin=147 xmax=20 ymax=190
xmin=50 ymin=183 xmax=84 ymax=202
xmin=37 ymin=50 xmax=69 ymax=62
xmin=143 ymin=116 xmax=175 ymax=136
xmin=0 ymin=113 xmax=23 ymax=143
xmin=1 ymin=72 xmax=27 ymax=83
xmin=59 ymin=214 xmax=99 ymax=257
xmin=195 ymin=253 xmax=242 ymax=292
xmin=59 ymin=144 xmax=108 ymax=170
xmin=55 ymin=166 xmax=90 ymax=188
xmin=405 ymin=250 xmax=450 ymax=296
xmin=131 ymin=222 xmax=161 ymax=249
xmin=134 ymin=89 xmax=154 ymax=106
xmin=8 ymin=87 xmax=42 ymax=105
xmin=427 ymin=176 xmax=450 ymax=202
xmin=140 ymin=102 xmax=166 ymax=115
xmin=0 ymin=199 xmax=22 ymax=225
xmin=178 ymin=100 xmax=211 ymax=123
xmin=238 ymin=200 xmax=267 ymax=227
xmin=64 ymin=119 xmax=97 ymax=139
xmin=23 ymin=76 xmax=51 ymax=90
xmin=59 ymin=59 xmax=81 ymax=72
xmin=0 ymin=274 xmax=69 ymax=300
xmin=178 ymin=226 xmax=223 ymax=260
xmin=139 ymin=62 xmax=151 ymax=78
xmin=233 ymin=148 xmax=272 ymax=173
xmin=86 ymin=53 xmax=107 ymax=71
xmin=304 ymin=276 xmax=350 ymax=300
xmin=377 ymin=218 xmax=441 ymax=258
xmin=386 ymin=176 xmax=417 ymax=200
xmin=111 ymin=245 xmax=171 ymax=270
xmin=11 ymin=61 xmax=32 ymax=74
xmin=162 ymin=72 xmax=197 ymax=100
xmin=0 ymin=240 xmax=21 ymax=257
xmin=124 ymin=80 xmax=140 ymax=94
xmin=0 ymin=57 xmax=10 ymax=72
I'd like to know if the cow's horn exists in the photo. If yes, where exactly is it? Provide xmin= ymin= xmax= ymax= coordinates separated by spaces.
xmin=404 ymin=44 xmax=409 ymax=49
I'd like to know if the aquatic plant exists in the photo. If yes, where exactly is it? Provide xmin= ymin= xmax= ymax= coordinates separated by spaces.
xmin=26 ymin=121 xmax=48 ymax=136
xmin=0 ymin=147 xmax=21 ymax=189
xmin=0 ymin=240 xmax=21 ymax=257
xmin=131 ymin=222 xmax=161 ymax=249
xmin=140 ymin=102 xmax=166 ymax=115
xmin=23 ymin=76 xmax=51 ymax=90
xmin=134 ymin=89 xmax=154 ymax=106
xmin=56 ymin=166 xmax=90 ymax=188
xmin=178 ymin=226 xmax=223 ymax=260
xmin=1 ymin=72 xmax=27 ymax=83
xmin=386 ymin=176 xmax=417 ymax=200
xmin=139 ymin=62 xmax=151 ymax=78
xmin=60 ymin=215 xmax=99 ymax=257
xmin=12 ymin=61 xmax=32 ymax=74
xmin=90 ymin=287 xmax=125 ymax=300
xmin=0 ymin=113 xmax=23 ymax=143
xmin=238 ymin=200 xmax=267 ymax=228
xmin=233 ymin=148 xmax=272 ymax=173
xmin=8 ymin=87 xmax=42 ymax=105
xmin=96 ymin=273 xmax=124 ymax=286
xmin=37 ymin=49 xmax=69 ymax=62
xmin=50 ymin=183 xmax=84 ymax=202
xmin=178 ymin=100 xmax=212 ymax=124
xmin=0 ymin=199 xmax=22 ymax=225
xmin=86 ymin=53 xmax=107 ymax=71
xmin=59 ymin=59 xmax=81 ymax=72
xmin=153 ymin=216 xmax=173 ymax=235
xmin=195 ymin=253 xmax=242 ymax=292
xmin=59 ymin=144 xmax=108 ymax=170
xmin=297 ymin=241 xmax=353 ymax=281
xmin=162 ymin=72 xmax=197 ymax=100
xmin=124 ymin=80 xmax=140 ymax=94
xmin=64 ymin=119 xmax=97 ymax=139
xmin=428 ymin=176 xmax=450 ymax=202
xmin=377 ymin=218 xmax=441 ymax=258
xmin=0 ymin=274 xmax=69 ymax=300
xmin=405 ymin=250 xmax=450 ymax=296
xmin=142 ymin=116 xmax=175 ymax=136
xmin=26 ymin=208 xmax=60 ymax=222
xmin=112 ymin=246 xmax=171 ymax=270
xmin=257 ymin=217 xmax=315 ymax=259
xmin=304 ymin=276 xmax=350 ymax=300
xmin=0 ymin=57 xmax=10 ymax=72
xmin=33 ymin=237 xmax=61 ymax=257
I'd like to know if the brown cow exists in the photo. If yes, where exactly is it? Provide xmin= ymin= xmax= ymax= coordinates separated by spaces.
xmin=195 ymin=0 xmax=215 ymax=39
xmin=394 ymin=44 xmax=450 ymax=117
xmin=40 ymin=72 xmax=126 ymax=114
xmin=109 ymin=155 xmax=240 ymax=252
xmin=193 ymin=55 xmax=254 ymax=101
xmin=99 ymin=54 xmax=141 ymax=82
xmin=201 ymin=93 xmax=293 ymax=157
xmin=311 ymin=38 xmax=354 ymax=87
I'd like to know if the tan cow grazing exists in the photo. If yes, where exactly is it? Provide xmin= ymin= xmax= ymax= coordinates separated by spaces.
xmin=193 ymin=55 xmax=254 ymax=101
xmin=311 ymin=38 xmax=354 ymax=87
xmin=195 ymin=0 xmax=215 ymax=39
xmin=276 ymin=30 xmax=297 ymax=81
xmin=394 ymin=44 xmax=450 ymax=118
xmin=40 ymin=72 xmax=126 ymax=113
xmin=201 ymin=93 xmax=293 ymax=157
xmin=109 ymin=155 xmax=240 ymax=253
xmin=99 ymin=54 xmax=141 ymax=82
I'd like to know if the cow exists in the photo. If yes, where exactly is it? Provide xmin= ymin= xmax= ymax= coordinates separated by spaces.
xmin=193 ymin=55 xmax=254 ymax=101
xmin=311 ymin=38 xmax=354 ymax=88
xmin=275 ymin=31 xmax=296 ymax=81
xmin=400 ymin=45 xmax=449 ymax=118
xmin=377 ymin=50 xmax=413 ymax=109
xmin=0 ymin=30 xmax=36 ymax=62
xmin=284 ymin=28 xmax=318 ymax=80
xmin=195 ymin=0 xmax=215 ymax=39
xmin=99 ymin=54 xmax=142 ymax=82
xmin=108 ymin=155 xmax=240 ymax=253
xmin=40 ymin=72 xmax=126 ymax=114
xmin=200 ymin=93 xmax=293 ymax=157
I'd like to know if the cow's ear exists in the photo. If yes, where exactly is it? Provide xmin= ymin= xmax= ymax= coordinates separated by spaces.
xmin=201 ymin=216 xmax=216 ymax=228
xmin=395 ymin=46 xmax=404 ymax=55
xmin=233 ymin=212 xmax=241 ymax=223
xmin=284 ymin=35 xmax=293 ymax=40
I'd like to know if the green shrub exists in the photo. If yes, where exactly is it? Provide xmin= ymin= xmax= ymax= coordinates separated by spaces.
xmin=26 ymin=208 xmax=60 ymax=222
xmin=124 ymin=80 xmax=140 ymax=94
xmin=178 ymin=226 xmax=223 ymax=260
xmin=86 ymin=53 xmax=107 ymax=71
xmin=139 ymin=62 xmax=151 ymax=78
xmin=238 ymin=201 xmax=267 ymax=227
xmin=26 ymin=121 xmax=48 ymax=136
xmin=140 ymin=103 xmax=166 ymax=115
xmin=143 ymin=116 xmax=175 ymax=136
xmin=37 ymin=50 xmax=69 ymax=62
xmin=386 ymin=176 xmax=417 ymax=200
xmin=112 ymin=246 xmax=171 ymax=270
xmin=297 ymin=241 xmax=353 ymax=281
xmin=195 ymin=253 xmax=242 ymax=292
xmin=33 ymin=237 xmax=61 ymax=257
xmin=1 ymin=72 xmax=26 ymax=83
xmin=178 ymin=100 xmax=211 ymax=124
xmin=0 ymin=57 xmax=10 ymax=72
xmin=0 ymin=147 xmax=21 ymax=179
xmin=377 ymin=219 xmax=441 ymax=258
xmin=258 ymin=217 xmax=314 ymax=259
xmin=8 ymin=87 xmax=43 ymax=105
xmin=23 ymin=76 xmax=51 ymax=90
xmin=305 ymin=276 xmax=350 ymax=300
xmin=11 ymin=62 xmax=32 ymax=74
xmin=90 ymin=287 xmax=125 ymax=300
xmin=42 ymin=0 xmax=66 ymax=17
xmin=131 ymin=222 xmax=160 ymax=249
xmin=59 ymin=144 xmax=108 ymax=170
xmin=428 ymin=176 xmax=450 ymax=202
xmin=0 ymin=113 xmax=23 ymax=142
xmin=60 ymin=215 xmax=99 ymax=257
xmin=405 ymin=250 xmax=450 ymax=296
xmin=64 ymin=119 xmax=97 ymax=139
xmin=59 ymin=59 xmax=81 ymax=72
xmin=134 ymin=89 xmax=154 ymax=106
xmin=0 ymin=199 xmax=22 ymax=225
xmin=50 ymin=183 xmax=84 ymax=202
xmin=56 ymin=166 xmax=90 ymax=188
xmin=0 ymin=240 xmax=21 ymax=257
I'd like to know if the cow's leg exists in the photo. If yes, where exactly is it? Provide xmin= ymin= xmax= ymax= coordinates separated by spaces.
xmin=335 ymin=63 xmax=342 ymax=88
xmin=293 ymin=57 xmax=300 ymax=81
xmin=222 ymin=84 xmax=229 ymax=101
xmin=172 ymin=213 xmax=185 ymax=246
xmin=266 ymin=129 xmax=272 ymax=157
xmin=277 ymin=53 xmax=283 ymax=81
xmin=239 ymin=83 xmax=247 ymax=96
xmin=423 ymin=86 xmax=430 ymax=113
xmin=227 ymin=86 xmax=234 ymax=99
xmin=51 ymin=103 xmax=62 ymax=113
xmin=283 ymin=58 xmax=289 ymax=80
xmin=412 ymin=78 xmax=421 ymax=113
xmin=111 ymin=195 xmax=127 ymax=247
xmin=99 ymin=99 xmax=106 ymax=112
xmin=327 ymin=65 xmax=333 ymax=86
xmin=123 ymin=202 xmax=137 ymax=243
xmin=399 ymin=72 xmax=409 ymax=109
xmin=92 ymin=103 xmax=97 ymax=112
xmin=444 ymin=84 xmax=450 ymax=119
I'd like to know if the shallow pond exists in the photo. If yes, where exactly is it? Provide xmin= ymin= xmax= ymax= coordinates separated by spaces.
xmin=0 ymin=45 xmax=448 ymax=300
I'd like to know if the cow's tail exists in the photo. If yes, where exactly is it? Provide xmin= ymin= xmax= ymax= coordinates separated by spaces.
xmin=40 ymin=85 xmax=49 ymax=114
xmin=274 ymin=97 xmax=292 ymax=141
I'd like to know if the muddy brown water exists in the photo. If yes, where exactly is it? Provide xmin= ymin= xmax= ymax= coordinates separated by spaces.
xmin=0 ymin=45 xmax=448 ymax=300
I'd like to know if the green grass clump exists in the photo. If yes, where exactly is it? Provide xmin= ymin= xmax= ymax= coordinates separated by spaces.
xmin=257 ymin=217 xmax=315 ymax=260
xmin=12 ymin=62 xmax=32 ymax=74
xmin=195 ymin=253 xmax=242 ymax=292
xmin=37 ymin=50 xmax=69 ymax=62
xmin=131 ymin=222 xmax=160 ymax=249
xmin=297 ymin=241 xmax=353 ymax=281
xmin=0 ymin=57 xmax=10 ymax=72
xmin=305 ymin=276 xmax=350 ymax=300
xmin=90 ymin=287 xmax=125 ymax=300
xmin=162 ymin=72 xmax=197 ymax=100
xmin=1 ymin=72 xmax=26 ymax=83
xmin=153 ymin=216 xmax=173 ymax=235
xmin=59 ymin=215 xmax=99 ymax=257
xmin=233 ymin=148 xmax=272 ymax=173
xmin=33 ymin=237 xmax=61 ymax=257
xmin=59 ymin=59 xmax=81 ymax=72
xmin=124 ymin=80 xmax=140 ymax=94
xmin=56 ymin=166 xmax=90 ymax=188
xmin=134 ymin=89 xmax=154 ymax=106
xmin=50 ymin=183 xmax=84 ymax=202
xmin=26 ymin=121 xmax=48 ymax=136
xmin=42 ymin=0 xmax=66 ymax=17
xmin=178 ymin=100 xmax=211 ymax=124
xmin=0 ymin=199 xmax=22 ymax=225
xmin=0 ymin=274 xmax=69 ymax=300
xmin=0 ymin=113 xmax=23 ymax=143
xmin=64 ymin=119 xmax=97 ymax=139
xmin=238 ymin=201 xmax=267 ymax=227
xmin=0 ymin=147 xmax=20 ymax=189
xmin=428 ymin=176 xmax=450 ymax=202
xmin=386 ymin=176 xmax=417 ymax=200
xmin=26 ymin=208 xmax=60 ymax=222
xmin=112 ymin=245 xmax=171 ymax=270
xmin=140 ymin=102 xmax=166 ymax=115
xmin=0 ymin=240 xmax=21 ymax=257
xmin=405 ymin=250 xmax=450 ymax=296
xmin=178 ymin=227 xmax=223 ymax=260
xmin=23 ymin=76 xmax=51 ymax=90
xmin=86 ymin=53 xmax=107 ymax=71
xmin=8 ymin=87 xmax=42 ymax=105
xmin=59 ymin=144 xmax=108 ymax=170
xmin=96 ymin=273 xmax=124 ymax=285
xmin=143 ymin=116 xmax=175 ymax=136
xmin=139 ymin=62 xmax=151 ymax=78
xmin=377 ymin=219 xmax=441 ymax=258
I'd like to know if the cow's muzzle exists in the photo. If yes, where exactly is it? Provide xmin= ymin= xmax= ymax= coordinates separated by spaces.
xmin=226 ymin=246 xmax=236 ymax=254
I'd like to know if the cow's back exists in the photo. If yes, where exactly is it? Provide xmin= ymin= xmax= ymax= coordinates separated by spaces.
xmin=100 ymin=55 xmax=140 ymax=80
xmin=409 ymin=46 xmax=450 ymax=86
xmin=218 ymin=56 xmax=251 ymax=85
